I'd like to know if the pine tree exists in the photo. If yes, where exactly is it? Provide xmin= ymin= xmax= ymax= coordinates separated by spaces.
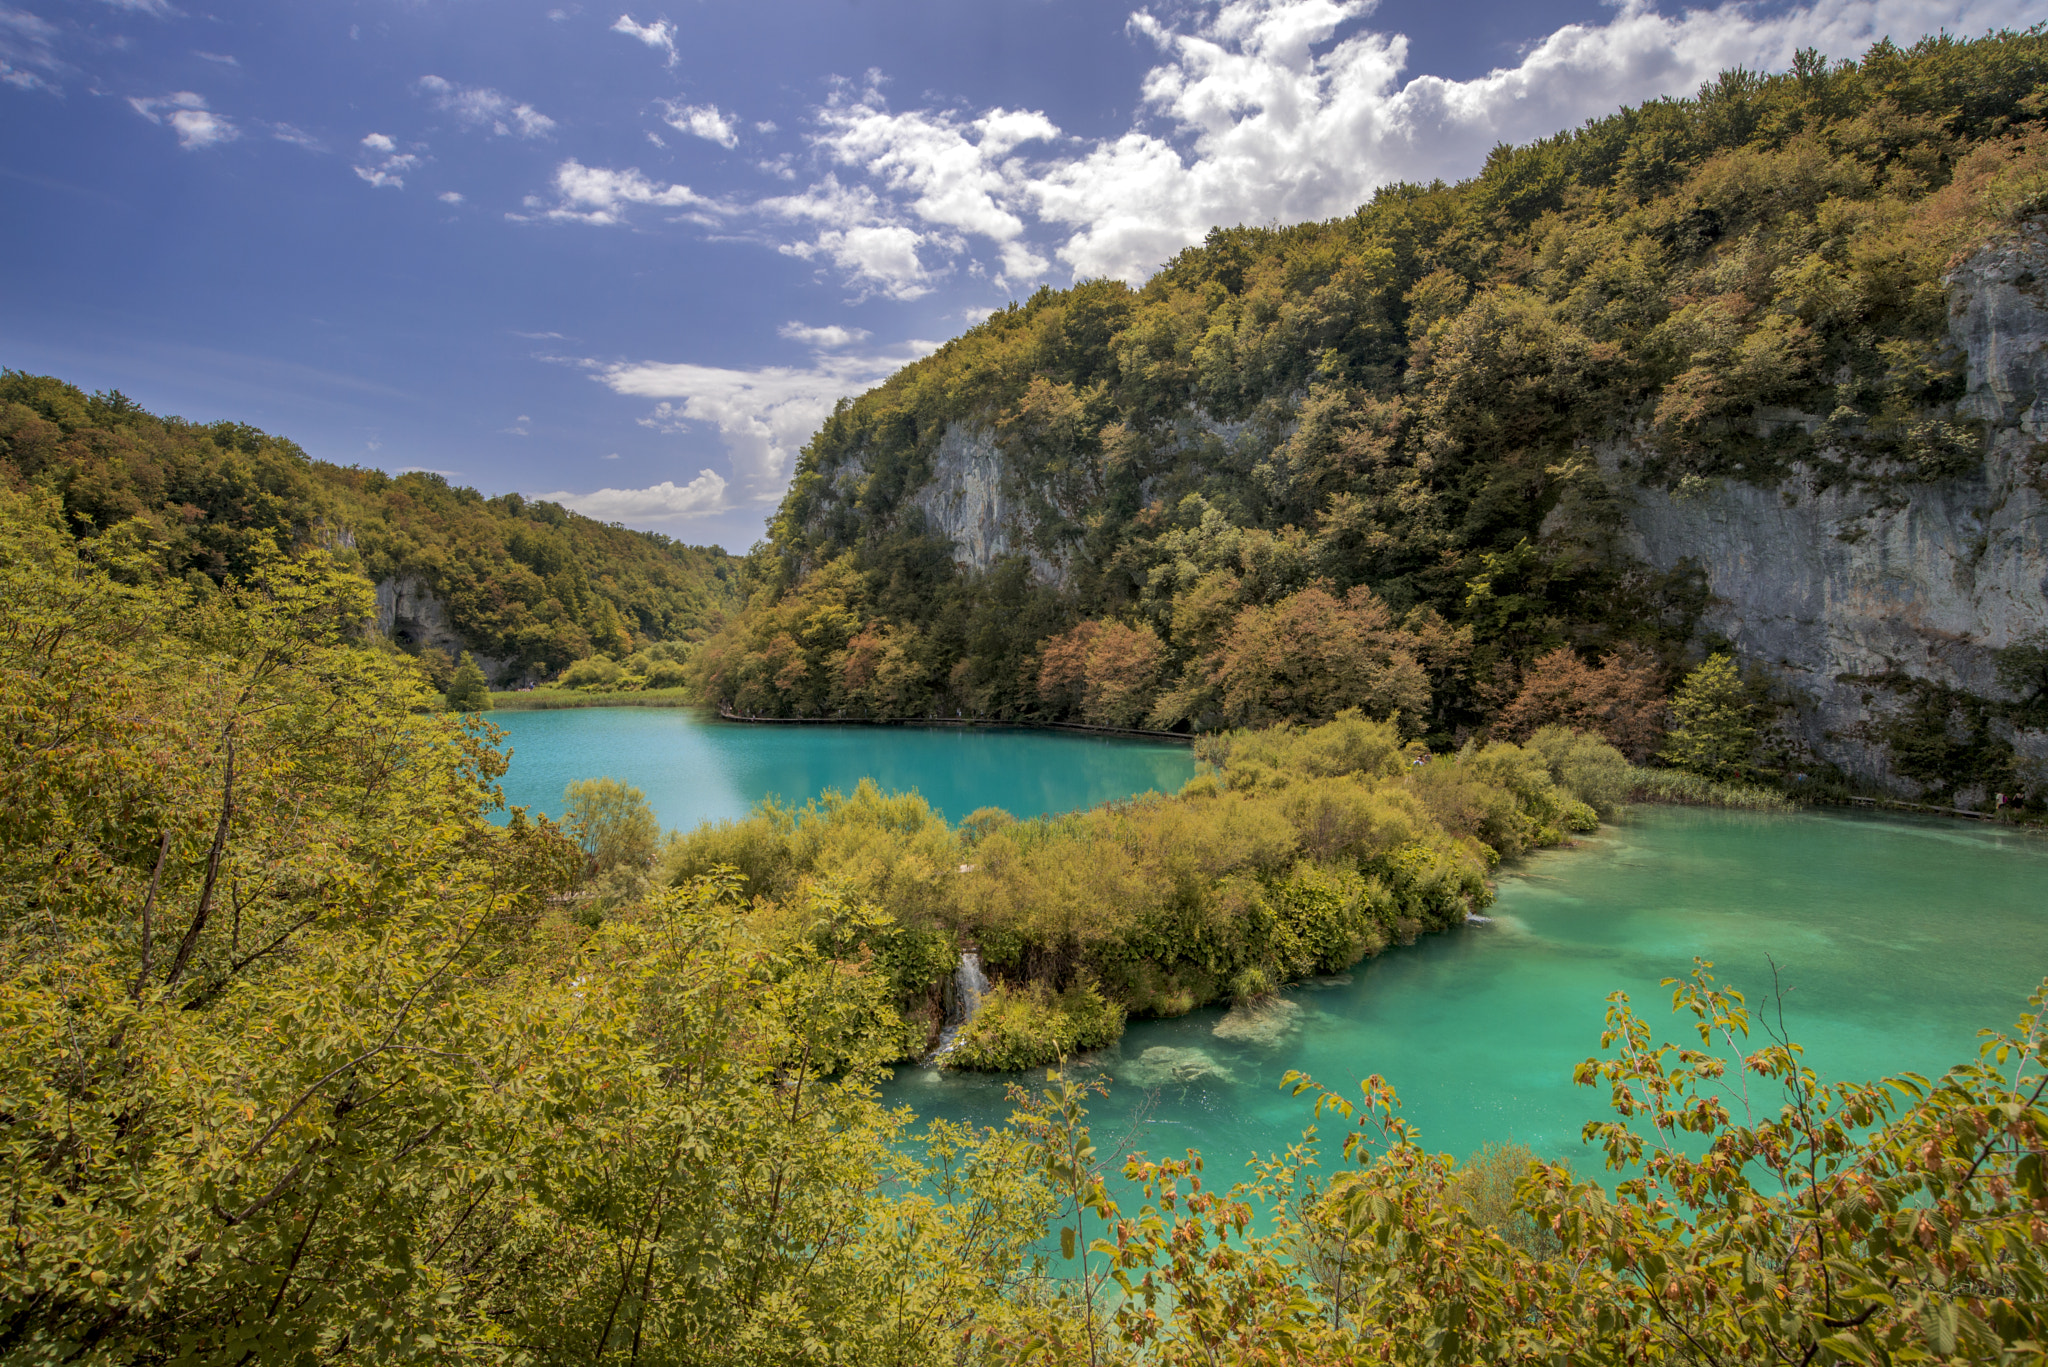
xmin=444 ymin=652 xmax=493 ymax=712
xmin=1660 ymin=653 xmax=1754 ymax=780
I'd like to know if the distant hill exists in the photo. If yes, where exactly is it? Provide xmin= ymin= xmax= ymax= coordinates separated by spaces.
xmin=0 ymin=371 xmax=736 ymax=683
xmin=699 ymin=28 xmax=2048 ymax=803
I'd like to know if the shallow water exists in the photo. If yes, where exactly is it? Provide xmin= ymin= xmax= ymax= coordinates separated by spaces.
xmin=489 ymin=706 xmax=1197 ymax=828
xmin=885 ymin=806 xmax=2048 ymax=1183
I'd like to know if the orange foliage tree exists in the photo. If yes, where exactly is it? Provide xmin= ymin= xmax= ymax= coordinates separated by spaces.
xmin=1494 ymin=644 xmax=1668 ymax=760
xmin=1037 ymin=619 xmax=1167 ymax=728
xmin=1201 ymin=584 xmax=1437 ymax=732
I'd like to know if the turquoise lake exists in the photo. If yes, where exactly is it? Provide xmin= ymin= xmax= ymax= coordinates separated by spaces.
xmin=492 ymin=709 xmax=2048 ymax=1183
xmin=489 ymin=706 xmax=1198 ymax=827
xmin=891 ymin=805 xmax=2048 ymax=1184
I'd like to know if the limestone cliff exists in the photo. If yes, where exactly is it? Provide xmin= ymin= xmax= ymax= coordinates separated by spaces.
xmin=373 ymin=576 xmax=518 ymax=686
xmin=1606 ymin=224 xmax=2048 ymax=793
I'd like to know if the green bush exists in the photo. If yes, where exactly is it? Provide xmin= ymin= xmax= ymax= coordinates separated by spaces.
xmin=945 ymin=977 xmax=1126 ymax=1071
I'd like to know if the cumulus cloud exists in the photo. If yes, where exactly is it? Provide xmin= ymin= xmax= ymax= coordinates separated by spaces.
xmin=611 ymin=13 xmax=676 ymax=66
xmin=128 ymin=91 xmax=238 ymax=149
xmin=1 ymin=6 xmax=65 ymax=92
xmin=661 ymin=99 xmax=739 ymax=148
xmin=439 ymin=190 xmax=465 ymax=203
xmin=355 ymin=131 xmax=420 ymax=188
xmin=539 ymin=469 xmax=731 ymax=523
xmin=529 ymin=158 xmax=721 ymax=224
xmin=695 ymin=0 xmax=2042 ymax=291
xmin=756 ymin=174 xmax=942 ymax=299
xmin=417 ymin=74 xmax=556 ymax=138
xmin=589 ymin=342 xmax=936 ymax=491
xmin=778 ymin=321 xmax=871 ymax=348
xmin=1028 ymin=0 xmax=2042 ymax=281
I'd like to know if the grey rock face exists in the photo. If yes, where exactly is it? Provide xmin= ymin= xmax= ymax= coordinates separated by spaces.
xmin=374 ymin=575 xmax=515 ymax=685
xmin=909 ymin=423 xmax=1070 ymax=587
xmin=1610 ymin=222 xmax=2048 ymax=791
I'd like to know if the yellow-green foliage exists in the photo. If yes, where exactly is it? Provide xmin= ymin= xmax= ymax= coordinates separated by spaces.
xmin=0 ymin=370 xmax=736 ymax=677
xmin=944 ymin=978 xmax=1126 ymax=1072
xmin=10 ymin=486 xmax=2042 ymax=1363
xmin=666 ymin=712 xmax=1629 ymax=1068
xmin=0 ymin=488 xmax=1078 ymax=1363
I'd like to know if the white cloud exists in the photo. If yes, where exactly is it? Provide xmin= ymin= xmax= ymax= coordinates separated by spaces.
xmin=354 ymin=132 xmax=420 ymax=189
xmin=778 ymin=321 xmax=871 ymax=348
xmin=97 ymin=0 xmax=180 ymax=16
xmin=1026 ymin=0 xmax=2044 ymax=281
xmin=417 ymin=74 xmax=556 ymax=139
xmin=533 ymin=158 xmax=720 ymax=224
xmin=439 ymin=190 xmax=465 ymax=203
xmin=590 ymin=342 xmax=937 ymax=490
xmin=193 ymin=50 xmax=236 ymax=66
xmin=270 ymin=123 xmax=319 ymax=149
xmin=696 ymin=0 xmax=2042 ymax=292
xmin=757 ymin=174 xmax=939 ymax=299
xmin=611 ymin=13 xmax=676 ymax=66
xmin=662 ymin=99 xmax=739 ymax=149
xmin=128 ymin=91 xmax=238 ymax=149
xmin=539 ymin=470 xmax=731 ymax=523
xmin=1 ymin=6 xmax=65 ymax=92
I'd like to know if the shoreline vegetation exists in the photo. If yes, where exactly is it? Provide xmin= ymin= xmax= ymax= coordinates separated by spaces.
xmin=9 ymin=482 xmax=2041 ymax=1362
xmin=489 ymin=685 xmax=699 ymax=710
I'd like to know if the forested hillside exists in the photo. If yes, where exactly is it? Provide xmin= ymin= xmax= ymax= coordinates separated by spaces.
xmin=0 ymin=371 xmax=736 ymax=680
xmin=701 ymin=30 xmax=2048 ymax=799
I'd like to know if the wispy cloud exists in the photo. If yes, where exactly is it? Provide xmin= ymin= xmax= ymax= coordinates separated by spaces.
xmin=538 ymin=470 xmax=732 ymax=523
xmin=661 ymin=99 xmax=738 ymax=149
xmin=417 ymin=74 xmax=556 ymax=139
xmin=523 ymin=159 xmax=721 ymax=225
xmin=128 ymin=91 xmax=238 ymax=149
xmin=586 ymin=340 xmax=938 ymax=492
xmin=0 ymin=6 xmax=65 ymax=92
xmin=778 ymin=321 xmax=870 ymax=348
xmin=611 ymin=13 xmax=676 ymax=67
xmin=355 ymin=131 xmax=420 ymax=188
xmin=193 ymin=50 xmax=236 ymax=66
xmin=270 ymin=122 xmax=320 ymax=149
xmin=97 ymin=0 xmax=181 ymax=17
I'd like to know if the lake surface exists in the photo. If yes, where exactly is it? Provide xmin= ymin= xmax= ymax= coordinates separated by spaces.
xmin=489 ymin=706 xmax=1198 ymax=829
xmin=886 ymin=806 xmax=2048 ymax=1185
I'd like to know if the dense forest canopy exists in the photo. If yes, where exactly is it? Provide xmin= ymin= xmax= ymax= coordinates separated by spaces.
xmin=0 ymin=370 xmax=737 ymax=678
xmin=699 ymin=29 xmax=2048 ymax=789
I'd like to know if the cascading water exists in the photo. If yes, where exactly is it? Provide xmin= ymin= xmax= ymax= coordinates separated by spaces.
xmin=927 ymin=951 xmax=989 ymax=1063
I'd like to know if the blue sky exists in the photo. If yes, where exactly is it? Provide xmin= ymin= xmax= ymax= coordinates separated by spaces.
xmin=2 ymin=0 xmax=2035 ymax=551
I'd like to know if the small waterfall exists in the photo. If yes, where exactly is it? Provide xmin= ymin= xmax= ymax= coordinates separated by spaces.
xmin=928 ymin=951 xmax=989 ymax=1063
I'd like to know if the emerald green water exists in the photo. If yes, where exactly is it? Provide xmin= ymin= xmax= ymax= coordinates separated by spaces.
xmin=489 ymin=707 xmax=1197 ymax=828
xmin=886 ymin=806 xmax=2048 ymax=1181
xmin=491 ymin=713 xmax=2047 ymax=1184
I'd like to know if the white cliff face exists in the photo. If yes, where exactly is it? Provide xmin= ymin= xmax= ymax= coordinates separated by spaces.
xmin=1609 ymin=222 xmax=2048 ymax=789
xmin=909 ymin=423 xmax=1071 ymax=588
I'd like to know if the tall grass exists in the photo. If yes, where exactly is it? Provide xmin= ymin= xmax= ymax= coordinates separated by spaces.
xmin=1625 ymin=767 xmax=1798 ymax=811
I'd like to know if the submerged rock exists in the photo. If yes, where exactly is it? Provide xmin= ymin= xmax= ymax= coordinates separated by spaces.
xmin=1122 ymin=1046 xmax=1236 ymax=1090
xmin=1212 ymin=998 xmax=1302 ymax=1048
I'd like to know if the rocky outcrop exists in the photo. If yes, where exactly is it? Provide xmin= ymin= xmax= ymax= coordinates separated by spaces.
xmin=909 ymin=423 xmax=1071 ymax=587
xmin=373 ymin=575 xmax=517 ymax=685
xmin=1607 ymin=222 xmax=2048 ymax=791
